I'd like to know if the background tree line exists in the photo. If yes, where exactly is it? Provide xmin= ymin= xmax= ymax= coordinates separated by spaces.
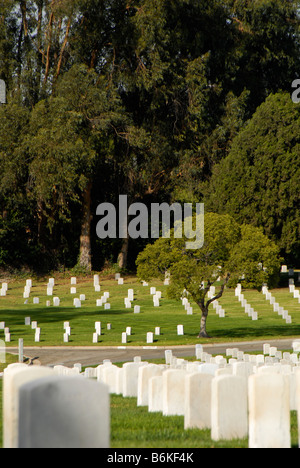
xmin=0 ymin=0 xmax=299 ymax=273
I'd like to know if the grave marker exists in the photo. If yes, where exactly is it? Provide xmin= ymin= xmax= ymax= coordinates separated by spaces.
xmin=147 ymin=332 xmax=154 ymax=344
xmin=3 ymin=366 xmax=54 ymax=448
xmin=248 ymin=373 xmax=290 ymax=448
xmin=211 ymin=375 xmax=248 ymax=441
xmin=184 ymin=373 xmax=213 ymax=430
xmin=137 ymin=364 xmax=163 ymax=407
xmin=18 ymin=375 xmax=110 ymax=448
xmin=163 ymin=369 xmax=186 ymax=416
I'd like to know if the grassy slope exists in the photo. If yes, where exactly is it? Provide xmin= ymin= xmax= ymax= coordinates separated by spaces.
xmin=0 ymin=275 xmax=299 ymax=347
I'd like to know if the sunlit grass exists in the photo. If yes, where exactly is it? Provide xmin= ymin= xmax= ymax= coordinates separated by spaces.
xmin=0 ymin=274 xmax=299 ymax=347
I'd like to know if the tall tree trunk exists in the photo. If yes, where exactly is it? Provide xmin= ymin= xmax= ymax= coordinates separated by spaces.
xmin=79 ymin=182 xmax=93 ymax=271
xmin=118 ymin=236 xmax=129 ymax=270
xmin=198 ymin=303 xmax=210 ymax=338
xmin=197 ymin=274 xmax=230 ymax=338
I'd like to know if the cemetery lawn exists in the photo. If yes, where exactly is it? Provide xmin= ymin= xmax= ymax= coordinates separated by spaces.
xmin=0 ymin=274 xmax=300 ymax=347
xmin=110 ymin=394 xmax=299 ymax=448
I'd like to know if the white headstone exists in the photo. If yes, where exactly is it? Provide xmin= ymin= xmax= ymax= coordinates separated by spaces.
xmin=102 ymin=365 xmax=119 ymax=394
xmin=137 ymin=364 xmax=163 ymax=407
xmin=93 ymin=333 xmax=98 ymax=343
xmin=147 ymin=332 xmax=154 ymax=344
xmin=128 ymin=289 xmax=134 ymax=301
xmin=34 ymin=329 xmax=40 ymax=342
xmin=184 ymin=373 xmax=213 ymax=430
xmin=18 ymin=375 xmax=110 ymax=448
xmin=149 ymin=376 xmax=164 ymax=413
xmin=248 ymin=373 xmax=290 ymax=448
xmin=165 ymin=350 xmax=172 ymax=365
xmin=3 ymin=366 xmax=54 ymax=448
xmin=162 ymin=369 xmax=186 ymax=416
xmin=123 ymin=362 xmax=143 ymax=398
xmin=211 ymin=375 xmax=248 ymax=441
xmin=53 ymin=297 xmax=60 ymax=307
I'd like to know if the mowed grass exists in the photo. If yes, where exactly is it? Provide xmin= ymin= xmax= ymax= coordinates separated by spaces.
xmin=0 ymin=274 xmax=299 ymax=347
xmin=110 ymin=395 xmax=299 ymax=448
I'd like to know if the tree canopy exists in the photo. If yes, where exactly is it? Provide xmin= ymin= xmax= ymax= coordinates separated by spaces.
xmin=0 ymin=0 xmax=299 ymax=271
xmin=136 ymin=212 xmax=281 ymax=337
xmin=204 ymin=92 xmax=300 ymax=266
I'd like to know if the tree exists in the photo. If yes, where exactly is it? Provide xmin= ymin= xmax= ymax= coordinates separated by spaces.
xmin=0 ymin=100 xmax=39 ymax=268
xmin=204 ymin=92 xmax=300 ymax=266
xmin=27 ymin=64 xmax=126 ymax=271
xmin=136 ymin=212 xmax=281 ymax=338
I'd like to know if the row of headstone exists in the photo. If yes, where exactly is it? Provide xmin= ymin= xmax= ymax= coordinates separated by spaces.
xmin=115 ymin=274 xmax=124 ymax=285
xmin=24 ymin=318 xmax=41 ymax=342
xmin=289 ymin=284 xmax=300 ymax=302
xmin=212 ymin=300 xmax=226 ymax=318
xmin=235 ymin=284 xmax=258 ymax=320
xmin=0 ymin=321 xmax=11 ymax=342
xmin=181 ymin=297 xmax=193 ymax=315
xmin=2 ymin=327 xmax=10 ymax=342
xmin=164 ymin=272 xmax=170 ymax=286
xmin=92 ymin=321 xmax=111 ymax=343
xmin=2 ymin=363 xmax=110 ymax=448
xmin=261 ymin=286 xmax=292 ymax=323
xmin=46 ymin=278 xmax=55 ymax=297
xmin=120 ymin=324 xmax=184 ymax=345
xmin=93 ymin=342 xmax=300 ymax=448
xmin=151 ymin=288 xmax=162 ymax=307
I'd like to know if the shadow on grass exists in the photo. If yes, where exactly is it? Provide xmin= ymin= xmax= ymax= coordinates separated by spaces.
xmin=1 ymin=306 xmax=134 ymax=326
xmin=207 ymin=324 xmax=300 ymax=341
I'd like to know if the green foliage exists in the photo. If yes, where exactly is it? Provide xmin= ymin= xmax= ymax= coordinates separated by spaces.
xmin=204 ymin=92 xmax=300 ymax=265
xmin=228 ymin=224 xmax=282 ymax=290
xmin=0 ymin=0 xmax=299 ymax=271
xmin=136 ymin=212 xmax=281 ymax=336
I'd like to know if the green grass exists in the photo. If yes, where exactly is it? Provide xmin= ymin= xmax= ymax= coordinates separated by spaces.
xmin=0 ymin=274 xmax=299 ymax=449
xmin=0 ymin=274 xmax=300 ymax=347
xmin=110 ymin=395 xmax=299 ymax=448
